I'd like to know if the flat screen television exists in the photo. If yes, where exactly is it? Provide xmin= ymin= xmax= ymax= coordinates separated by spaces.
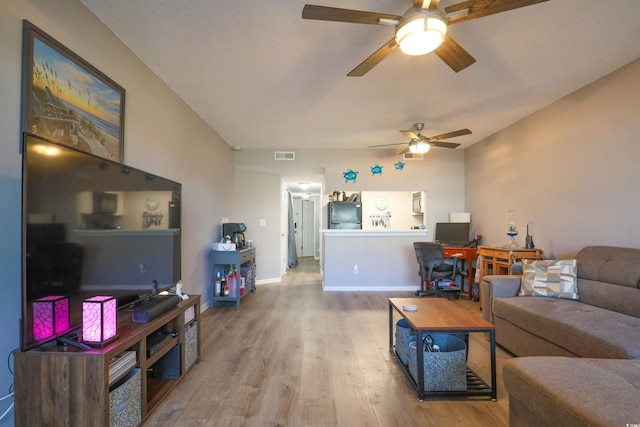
xmin=434 ymin=222 xmax=471 ymax=246
xmin=21 ymin=133 xmax=182 ymax=351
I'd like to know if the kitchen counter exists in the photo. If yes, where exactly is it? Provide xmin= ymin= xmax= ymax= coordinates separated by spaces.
xmin=321 ymin=229 xmax=427 ymax=236
xmin=321 ymin=229 xmax=428 ymax=291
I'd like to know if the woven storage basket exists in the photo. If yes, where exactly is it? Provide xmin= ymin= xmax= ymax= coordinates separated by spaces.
xmin=408 ymin=334 xmax=467 ymax=391
xmin=395 ymin=319 xmax=415 ymax=365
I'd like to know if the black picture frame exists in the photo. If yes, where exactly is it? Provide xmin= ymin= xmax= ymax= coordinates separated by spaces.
xmin=21 ymin=20 xmax=126 ymax=162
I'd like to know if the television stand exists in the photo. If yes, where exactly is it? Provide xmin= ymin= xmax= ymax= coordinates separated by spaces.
xmin=14 ymin=295 xmax=200 ymax=427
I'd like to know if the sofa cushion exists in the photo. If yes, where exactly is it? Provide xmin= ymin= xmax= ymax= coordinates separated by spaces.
xmin=578 ymin=279 xmax=640 ymax=318
xmin=576 ymin=246 xmax=640 ymax=288
xmin=504 ymin=357 xmax=640 ymax=427
xmin=492 ymin=297 xmax=640 ymax=358
xmin=520 ymin=259 xmax=577 ymax=299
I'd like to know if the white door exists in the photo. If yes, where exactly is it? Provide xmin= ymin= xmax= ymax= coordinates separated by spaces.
xmin=300 ymin=199 xmax=315 ymax=257
xmin=293 ymin=198 xmax=315 ymax=257
xmin=293 ymin=198 xmax=303 ymax=256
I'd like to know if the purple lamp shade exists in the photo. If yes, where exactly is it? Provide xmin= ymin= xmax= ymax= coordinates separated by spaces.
xmin=32 ymin=296 xmax=70 ymax=340
xmin=82 ymin=296 xmax=117 ymax=344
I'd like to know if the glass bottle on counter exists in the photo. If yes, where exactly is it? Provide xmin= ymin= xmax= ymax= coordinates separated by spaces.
xmin=221 ymin=273 xmax=228 ymax=296
xmin=228 ymin=265 xmax=237 ymax=297
xmin=215 ymin=272 xmax=222 ymax=296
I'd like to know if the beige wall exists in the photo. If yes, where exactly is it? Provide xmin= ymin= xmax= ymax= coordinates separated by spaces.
xmin=234 ymin=148 xmax=467 ymax=239
xmin=465 ymin=59 xmax=640 ymax=258
xmin=232 ymin=169 xmax=283 ymax=281
xmin=0 ymin=0 xmax=234 ymax=397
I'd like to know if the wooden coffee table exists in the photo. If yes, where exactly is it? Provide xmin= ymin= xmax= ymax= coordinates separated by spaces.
xmin=388 ymin=297 xmax=497 ymax=400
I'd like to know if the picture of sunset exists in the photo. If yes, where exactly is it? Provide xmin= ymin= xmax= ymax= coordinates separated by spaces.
xmin=25 ymin=24 xmax=124 ymax=161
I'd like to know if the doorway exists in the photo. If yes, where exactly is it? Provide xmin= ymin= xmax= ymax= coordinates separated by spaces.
xmin=292 ymin=198 xmax=315 ymax=258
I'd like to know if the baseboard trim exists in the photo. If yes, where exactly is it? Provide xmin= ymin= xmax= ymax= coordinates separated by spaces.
xmin=322 ymin=285 xmax=418 ymax=292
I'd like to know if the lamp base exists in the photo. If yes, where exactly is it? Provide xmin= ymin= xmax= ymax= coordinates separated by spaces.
xmin=507 ymin=232 xmax=519 ymax=248
xmin=82 ymin=334 xmax=119 ymax=348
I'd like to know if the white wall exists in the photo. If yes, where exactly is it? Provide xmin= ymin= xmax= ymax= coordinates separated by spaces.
xmin=465 ymin=58 xmax=640 ymax=258
xmin=323 ymin=231 xmax=428 ymax=290
xmin=234 ymin=148 xmax=466 ymax=239
xmin=0 ymin=3 xmax=233 ymax=422
xmin=233 ymin=169 xmax=283 ymax=282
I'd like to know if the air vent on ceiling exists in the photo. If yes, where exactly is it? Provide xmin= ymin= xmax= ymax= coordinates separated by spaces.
xmin=403 ymin=153 xmax=424 ymax=160
xmin=274 ymin=151 xmax=295 ymax=160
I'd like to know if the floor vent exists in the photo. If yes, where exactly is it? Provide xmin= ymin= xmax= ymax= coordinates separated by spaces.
xmin=274 ymin=151 xmax=295 ymax=160
xmin=403 ymin=153 xmax=424 ymax=160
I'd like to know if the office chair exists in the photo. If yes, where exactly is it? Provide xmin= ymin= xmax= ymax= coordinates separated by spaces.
xmin=413 ymin=242 xmax=461 ymax=299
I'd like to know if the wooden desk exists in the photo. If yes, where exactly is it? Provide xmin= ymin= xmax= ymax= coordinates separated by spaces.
xmin=444 ymin=247 xmax=479 ymax=300
xmin=477 ymin=246 xmax=543 ymax=306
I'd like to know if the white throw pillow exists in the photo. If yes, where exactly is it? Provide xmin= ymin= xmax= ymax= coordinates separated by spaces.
xmin=519 ymin=259 xmax=578 ymax=299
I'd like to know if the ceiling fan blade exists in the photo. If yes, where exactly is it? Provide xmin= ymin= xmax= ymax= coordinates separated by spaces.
xmin=430 ymin=128 xmax=472 ymax=141
xmin=400 ymin=129 xmax=419 ymax=139
xmin=413 ymin=0 xmax=440 ymax=10
xmin=434 ymin=34 xmax=476 ymax=72
xmin=430 ymin=141 xmax=461 ymax=149
xmin=348 ymin=38 xmax=399 ymax=77
xmin=369 ymin=142 xmax=409 ymax=148
xmin=414 ymin=0 xmax=441 ymax=9
xmin=302 ymin=4 xmax=401 ymax=25
xmin=399 ymin=146 xmax=412 ymax=155
xmin=445 ymin=0 xmax=549 ymax=25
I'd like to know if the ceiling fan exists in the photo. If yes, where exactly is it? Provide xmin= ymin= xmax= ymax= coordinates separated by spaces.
xmin=369 ymin=123 xmax=471 ymax=154
xmin=302 ymin=0 xmax=548 ymax=76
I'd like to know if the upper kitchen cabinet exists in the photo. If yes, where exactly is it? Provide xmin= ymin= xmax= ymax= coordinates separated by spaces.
xmin=411 ymin=191 xmax=425 ymax=215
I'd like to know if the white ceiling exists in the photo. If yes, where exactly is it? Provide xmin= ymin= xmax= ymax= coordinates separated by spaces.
xmin=80 ymin=0 xmax=640 ymax=192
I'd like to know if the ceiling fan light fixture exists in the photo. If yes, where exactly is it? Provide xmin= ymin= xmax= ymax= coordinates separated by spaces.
xmin=409 ymin=140 xmax=430 ymax=154
xmin=396 ymin=10 xmax=447 ymax=56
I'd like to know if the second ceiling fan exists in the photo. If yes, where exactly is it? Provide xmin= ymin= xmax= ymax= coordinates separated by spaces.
xmin=302 ymin=0 xmax=548 ymax=76
xmin=369 ymin=123 xmax=471 ymax=154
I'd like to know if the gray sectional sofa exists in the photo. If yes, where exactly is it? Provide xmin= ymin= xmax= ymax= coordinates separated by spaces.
xmin=481 ymin=246 xmax=640 ymax=426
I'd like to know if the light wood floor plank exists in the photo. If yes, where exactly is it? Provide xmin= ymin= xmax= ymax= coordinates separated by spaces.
xmin=143 ymin=257 xmax=512 ymax=426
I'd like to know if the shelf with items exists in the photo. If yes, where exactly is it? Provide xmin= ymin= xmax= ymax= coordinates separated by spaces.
xmin=108 ymin=345 xmax=139 ymax=387
xmin=210 ymin=247 xmax=256 ymax=309
xmin=14 ymin=295 xmax=200 ymax=427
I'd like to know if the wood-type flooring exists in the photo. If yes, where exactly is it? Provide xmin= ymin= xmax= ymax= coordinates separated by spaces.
xmin=143 ymin=257 xmax=513 ymax=426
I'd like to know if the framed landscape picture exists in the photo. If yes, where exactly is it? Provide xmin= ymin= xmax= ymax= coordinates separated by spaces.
xmin=21 ymin=20 xmax=125 ymax=162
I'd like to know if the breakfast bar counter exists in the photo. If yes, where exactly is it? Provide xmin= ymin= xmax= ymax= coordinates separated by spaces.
xmin=321 ymin=229 xmax=428 ymax=291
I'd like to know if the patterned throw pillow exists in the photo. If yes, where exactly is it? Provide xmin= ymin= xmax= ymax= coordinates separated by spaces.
xmin=519 ymin=259 xmax=578 ymax=299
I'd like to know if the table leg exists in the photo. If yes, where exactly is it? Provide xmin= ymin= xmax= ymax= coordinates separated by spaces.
xmin=465 ymin=258 xmax=471 ymax=299
xmin=490 ymin=329 xmax=497 ymax=401
xmin=388 ymin=302 xmax=393 ymax=353
xmin=416 ymin=330 xmax=425 ymax=399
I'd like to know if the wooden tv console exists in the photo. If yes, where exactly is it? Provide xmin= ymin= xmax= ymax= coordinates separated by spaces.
xmin=14 ymin=295 xmax=200 ymax=427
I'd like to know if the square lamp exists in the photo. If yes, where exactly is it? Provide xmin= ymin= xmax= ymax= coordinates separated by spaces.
xmin=32 ymin=295 xmax=69 ymax=340
xmin=82 ymin=295 xmax=118 ymax=346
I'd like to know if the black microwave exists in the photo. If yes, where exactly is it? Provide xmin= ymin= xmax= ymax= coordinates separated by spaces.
xmin=92 ymin=192 xmax=118 ymax=214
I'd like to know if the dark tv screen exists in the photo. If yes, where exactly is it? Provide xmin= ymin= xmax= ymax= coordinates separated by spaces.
xmin=435 ymin=222 xmax=470 ymax=246
xmin=21 ymin=133 xmax=182 ymax=351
